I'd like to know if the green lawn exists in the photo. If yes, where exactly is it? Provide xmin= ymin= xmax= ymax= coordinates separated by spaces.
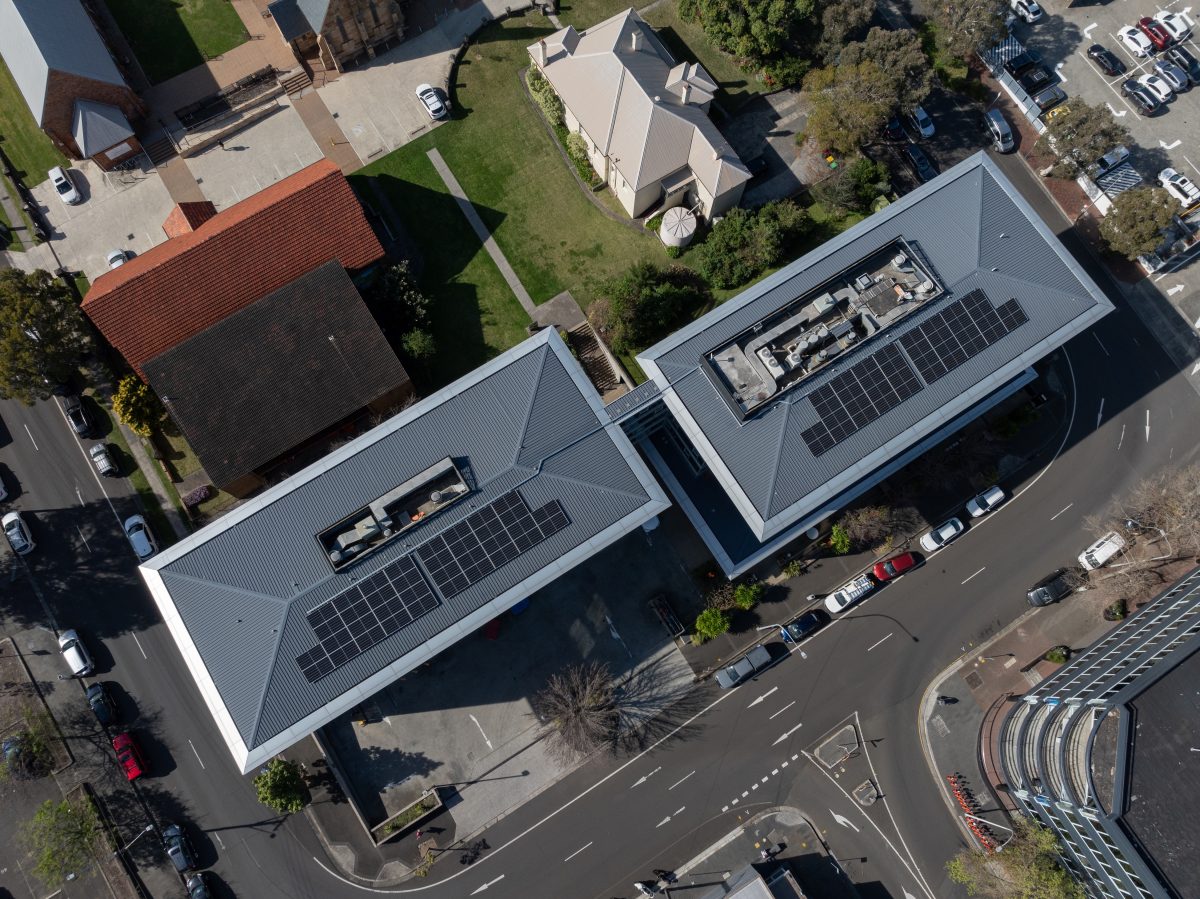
xmin=103 ymin=0 xmax=248 ymax=84
xmin=0 ymin=57 xmax=67 ymax=185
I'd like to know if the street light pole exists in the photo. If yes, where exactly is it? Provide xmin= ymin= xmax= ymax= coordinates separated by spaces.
xmin=66 ymin=824 xmax=155 ymax=881
xmin=1115 ymin=518 xmax=1173 ymax=565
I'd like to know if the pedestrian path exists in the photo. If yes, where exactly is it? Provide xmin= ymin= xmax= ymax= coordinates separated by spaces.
xmin=292 ymin=91 xmax=363 ymax=174
xmin=426 ymin=148 xmax=536 ymax=314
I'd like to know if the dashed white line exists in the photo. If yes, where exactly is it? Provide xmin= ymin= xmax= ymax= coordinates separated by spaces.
xmin=188 ymin=739 xmax=206 ymax=770
xmin=961 ymin=567 xmax=986 ymax=585
xmin=1118 ymin=423 xmax=1126 ymax=450
xmin=131 ymin=633 xmax=148 ymax=659
xmin=1093 ymin=333 xmax=1110 ymax=356
xmin=1050 ymin=503 xmax=1074 ymax=521
xmin=76 ymin=527 xmax=91 ymax=553
xmin=213 ymin=833 xmax=225 ymax=850
xmin=23 ymin=424 xmax=38 ymax=451
xmin=770 ymin=700 xmax=796 ymax=720
xmin=668 ymin=771 xmax=695 ymax=791
xmin=867 ymin=632 xmax=894 ymax=651
xmin=562 ymin=842 xmax=592 ymax=862
xmin=1096 ymin=397 xmax=1105 ymax=429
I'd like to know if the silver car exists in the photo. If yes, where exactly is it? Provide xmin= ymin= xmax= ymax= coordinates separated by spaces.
xmin=1153 ymin=59 xmax=1190 ymax=93
xmin=124 ymin=514 xmax=157 ymax=560
xmin=920 ymin=517 xmax=965 ymax=552
xmin=58 ymin=629 xmax=93 ymax=677
xmin=90 ymin=443 xmax=118 ymax=477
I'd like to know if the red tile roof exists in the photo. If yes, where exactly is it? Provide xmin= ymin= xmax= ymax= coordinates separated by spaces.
xmin=161 ymin=201 xmax=217 ymax=238
xmin=84 ymin=159 xmax=385 ymax=376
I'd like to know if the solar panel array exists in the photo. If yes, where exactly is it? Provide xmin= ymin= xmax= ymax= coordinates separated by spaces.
xmin=297 ymin=556 xmax=439 ymax=683
xmin=417 ymin=491 xmax=570 ymax=598
xmin=800 ymin=344 xmax=922 ymax=456
xmin=898 ymin=290 xmax=1028 ymax=384
xmin=800 ymin=291 xmax=1029 ymax=457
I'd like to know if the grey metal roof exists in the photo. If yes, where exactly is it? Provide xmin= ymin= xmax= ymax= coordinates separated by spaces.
xmin=638 ymin=153 xmax=1113 ymax=540
xmin=295 ymin=0 xmax=332 ymax=32
xmin=71 ymin=99 xmax=132 ymax=156
xmin=0 ymin=0 xmax=126 ymax=126
xmin=266 ymin=0 xmax=315 ymax=42
xmin=140 ymin=329 xmax=668 ymax=772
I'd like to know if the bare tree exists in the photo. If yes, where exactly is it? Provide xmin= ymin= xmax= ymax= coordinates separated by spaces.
xmin=534 ymin=661 xmax=619 ymax=762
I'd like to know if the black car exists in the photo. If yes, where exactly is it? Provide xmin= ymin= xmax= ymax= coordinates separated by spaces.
xmin=86 ymin=682 xmax=116 ymax=727
xmin=1027 ymin=568 xmax=1082 ymax=607
xmin=1003 ymin=51 xmax=1041 ymax=79
xmin=783 ymin=609 xmax=830 ymax=644
xmin=187 ymin=873 xmax=212 ymax=899
xmin=1167 ymin=45 xmax=1200 ymax=84
xmin=1122 ymin=79 xmax=1162 ymax=115
xmin=63 ymin=395 xmax=92 ymax=437
xmin=883 ymin=116 xmax=905 ymax=142
xmin=162 ymin=822 xmax=198 ymax=872
xmin=1087 ymin=44 xmax=1125 ymax=77
xmin=1018 ymin=65 xmax=1055 ymax=93
xmin=903 ymin=143 xmax=937 ymax=183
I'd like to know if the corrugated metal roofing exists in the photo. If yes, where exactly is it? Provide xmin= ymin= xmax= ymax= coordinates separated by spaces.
xmin=638 ymin=153 xmax=1113 ymax=539
xmin=142 ymin=330 xmax=668 ymax=764
xmin=71 ymin=99 xmax=132 ymax=156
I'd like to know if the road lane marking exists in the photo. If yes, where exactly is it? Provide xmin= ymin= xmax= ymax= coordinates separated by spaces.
xmin=1050 ymin=503 xmax=1073 ymax=521
xmin=1146 ymin=410 xmax=1151 ymax=442
xmin=867 ymin=632 xmax=894 ymax=651
xmin=470 ymin=875 xmax=505 ymax=894
xmin=76 ymin=527 xmax=91 ymax=553
xmin=75 ymin=486 xmax=85 ymax=507
xmin=468 ymin=714 xmax=493 ymax=750
xmin=23 ymin=424 xmax=38 ymax=450
xmin=668 ymin=771 xmax=695 ymax=790
xmin=188 ymin=739 xmax=206 ymax=770
xmin=562 ymin=842 xmax=592 ymax=862
xmin=772 ymin=722 xmax=803 ymax=745
xmin=830 ymin=809 xmax=860 ymax=832
xmin=1167 ymin=283 xmax=1185 ymax=296
xmin=656 ymin=807 xmax=685 ymax=828
xmin=1186 ymin=154 xmax=1200 ymax=179
xmin=213 ymin=832 xmax=225 ymax=850
xmin=748 ymin=686 xmax=778 ymax=707
xmin=1092 ymin=333 xmax=1109 ymax=356
xmin=961 ymin=566 xmax=986 ymax=584
xmin=631 ymin=766 xmax=661 ymax=788
xmin=1083 ymin=23 xmax=1098 ymax=36
xmin=1118 ymin=424 xmax=1126 ymax=450
xmin=131 ymin=633 xmax=148 ymax=659
xmin=1096 ymin=397 xmax=1104 ymax=429
xmin=769 ymin=700 xmax=796 ymax=720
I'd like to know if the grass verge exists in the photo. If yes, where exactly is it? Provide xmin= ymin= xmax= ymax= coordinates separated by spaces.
xmin=0 ymin=57 xmax=66 ymax=185
xmin=103 ymin=0 xmax=249 ymax=84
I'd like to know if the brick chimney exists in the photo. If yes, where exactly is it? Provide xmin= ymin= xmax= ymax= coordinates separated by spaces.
xmin=537 ymin=39 xmax=547 ymax=66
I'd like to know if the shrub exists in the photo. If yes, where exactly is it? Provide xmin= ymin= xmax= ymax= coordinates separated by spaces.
xmin=593 ymin=262 xmax=710 ymax=354
xmin=527 ymin=68 xmax=563 ymax=124
xmin=781 ymin=558 xmax=804 ymax=579
xmin=695 ymin=200 xmax=810 ymax=289
xmin=1104 ymin=599 xmax=1128 ymax=621
xmin=665 ymin=245 xmax=682 ymax=259
xmin=694 ymin=608 xmax=731 ymax=643
xmin=112 ymin=376 xmax=162 ymax=438
xmin=1044 ymin=645 xmax=1071 ymax=665
xmin=733 ymin=582 xmax=765 ymax=610
xmin=182 ymin=484 xmax=213 ymax=507
xmin=829 ymin=524 xmax=851 ymax=555
xmin=645 ymin=213 xmax=664 ymax=232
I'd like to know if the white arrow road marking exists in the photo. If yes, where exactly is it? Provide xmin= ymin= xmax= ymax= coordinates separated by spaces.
xmin=773 ymin=722 xmax=803 ymax=745
xmin=904 ymin=890 xmax=919 ymax=899
xmin=1168 ymin=283 xmax=1185 ymax=295
xmin=631 ymin=766 xmax=662 ymax=788
xmin=1146 ymin=410 xmax=1151 ymax=442
xmin=1161 ymin=138 xmax=1183 ymax=150
xmin=748 ymin=686 xmax=778 ymax=707
xmin=769 ymin=700 xmax=796 ymax=720
xmin=1050 ymin=503 xmax=1073 ymax=521
xmin=469 ymin=714 xmax=493 ymax=750
xmin=1106 ymin=102 xmax=1127 ymax=117
xmin=563 ymin=842 xmax=592 ymax=862
xmin=830 ymin=809 xmax=860 ymax=832
xmin=1084 ymin=22 xmax=1098 ymax=36
xmin=1193 ymin=360 xmax=1200 ymax=375
xmin=669 ymin=771 xmax=695 ymax=790
xmin=471 ymin=875 xmax=505 ymax=894
xmin=656 ymin=806 xmax=686 ymax=828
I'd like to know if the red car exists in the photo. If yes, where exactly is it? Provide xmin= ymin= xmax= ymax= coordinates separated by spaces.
xmin=1138 ymin=17 xmax=1173 ymax=50
xmin=112 ymin=732 xmax=147 ymax=781
xmin=873 ymin=551 xmax=918 ymax=582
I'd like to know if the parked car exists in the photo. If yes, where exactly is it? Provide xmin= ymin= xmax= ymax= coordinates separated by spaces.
xmin=1154 ymin=10 xmax=1191 ymax=42
xmin=124 ymin=514 xmax=157 ymax=561
xmin=86 ymin=682 xmax=117 ymax=727
xmin=1122 ymin=79 xmax=1163 ymax=115
xmin=873 ymin=551 xmax=918 ymax=582
xmin=187 ymin=873 xmax=212 ymax=899
xmin=783 ymin=609 xmax=830 ymax=644
xmin=824 ymin=574 xmax=875 ymax=615
xmin=48 ymin=166 xmax=80 ymax=205
xmin=0 ymin=472 xmax=7 ymax=502
xmin=415 ymin=83 xmax=448 ymax=120
xmin=1093 ymin=145 xmax=1130 ymax=175
xmin=1117 ymin=24 xmax=1154 ymax=57
xmin=1153 ymin=58 xmax=1189 ymax=92
xmin=1010 ymin=0 xmax=1042 ymax=23
xmin=984 ymin=108 xmax=1015 ymax=153
xmin=715 ymin=645 xmax=773 ymax=689
xmin=112 ymin=732 xmax=147 ymax=781
xmin=1159 ymin=168 xmax=1200 ymax=206
xmin=966 ymin=485 xmax=1006 ymax=517
xmin=89 ymin=443 xmax=118 ymax=477
xmin=3 ymin=511 xmax=34 ymax=556
xmin=1027 ymin=568 xmax=1082 ymax=607
xmin=906 ymin=105 xmax=935 ymax=138
xmin=62 ymin=395 xmax=93 ymax=437
xmin=1137 ymin=16 xmax=1173 ymax=50
xmin=1138 ymin=72 xmax=1174 ymax=103
xmin=903 ymin=143 xmax=937 ymax=183
xmin=58 ymin=629 xmax=94 ymax=677
xmin=1087 ymin=44 xmax=1125 ymax=76
xmin=883 ymin=116 xmax=906 ymax=142
xmin=162 ymin=822 xmax=198 ymax=872
xmin=1078 ymin=531 xmax=1126 ymax=571
xmin=1031 ymin=84 xmax=1067 ymax=112
xmin=1166 ymin=45 xmax=1200 ymax=84
xmin=1018 ymin=65 xmax=1054 ymax=94
xmin=920 ymin=517 xmax=965 ymax=552
xmin=1003 ymin=51 xmax=1041 ymax=78
xmin=105 ymin=249 xmax=130 ymax=269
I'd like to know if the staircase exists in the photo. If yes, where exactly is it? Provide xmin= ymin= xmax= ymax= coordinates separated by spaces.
xmin=567 ymin=323 xmax=620 ymax=396
xmin=279 ymin=66 xmax=313 ymax=97
xmin=143 ymin=133 xmax=177 ymax=166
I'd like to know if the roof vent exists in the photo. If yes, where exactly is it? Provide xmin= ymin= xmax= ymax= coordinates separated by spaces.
xmin=631 ymin=30 xmax=641 ymax=52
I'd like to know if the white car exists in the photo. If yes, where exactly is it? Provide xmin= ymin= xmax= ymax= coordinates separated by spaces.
xmin=907 ymin=105 xmax=935 ymax=138
xmin=1154 ymin=10 xmax=1192 ymax=42
xmin=105 ymin=249 xmax=130 ymax=269
xmin=124 ymin=514 xmax=158 ymax=561
xmin=1159 ymin=167 xmax=1200 ymax=205
xmin=966 ymin=485 xmax=1007 ymax=517
xmin=48 ymin=166 xmax=80 ymax=205
xmin=920 ymin=517 xmax=965 ymax=552
xmin=2 ymin=511 xmax=33 ymax=555
xmin=58 ymin=630 xmax=93 ymax=678
xmin=1118 ymin=25 xmax=1154 ymax=57
xmin=415 ymin=83 xmax=448 ymax=120
xmin=1010 ymin=0 xmax=1042 ymax=23
xmin=1138 ymin=73 xmax=1174 ymax=102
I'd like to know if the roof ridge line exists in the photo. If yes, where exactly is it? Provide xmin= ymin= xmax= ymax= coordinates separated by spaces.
xmin=249 ymin=607 xmax=301 ymax=749
xmin=512 ymin=343 xmax=550 ymax=468
xmin=763 ymin=401 xmax=792 ymax=518
xmin=160 ymin=568 xmax=296 ymax=607
xmin=534 ymin=466 xmax=650 ymax=504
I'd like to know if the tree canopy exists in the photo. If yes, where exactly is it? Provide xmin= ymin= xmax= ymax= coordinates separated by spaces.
xmin=22 ymin=797 xmax=102 ymax=887
xmin=533 ymin=661 xmax=620 ymax=761
xmin=254 ymin=758 xmax=309 ymax=814
xmin=804 ymin=60 xmax=896 ymax=154
xmin=926 ymin=0 xmax=1007 ymax=62
xmin=1100 ymin=187 xmax=1176 ymax=260
xmin=112 ymin=375 xmax=162 ymax=438
xmin=815 ymin=0 xmax=875 ymax=63
xmin=1036 ymin=101 xmax=1130 ymax=178
xmin=0 ymin=269 xmax=90 ymax=405
xmin=840 ymin=27 xmax=933 ymax=114
xmin=947 ymin=816 xmax=1085 ymax=898
xmin=695 ymin=199 xmax=810 ymax=289
xmin=591 ymin=262 xmax=710 ymax=353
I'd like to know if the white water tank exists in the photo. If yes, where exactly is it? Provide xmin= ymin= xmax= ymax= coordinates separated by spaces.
xmin=659 ymin=206 xmax=697 ymax=247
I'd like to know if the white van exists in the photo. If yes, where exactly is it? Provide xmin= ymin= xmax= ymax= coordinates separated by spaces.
xmin=1078 ymin=532 xmax=1127 ymax=571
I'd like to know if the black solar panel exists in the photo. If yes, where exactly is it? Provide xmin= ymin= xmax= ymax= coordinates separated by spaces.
xmin=417 ymin=490 xmax=570 ymax=598
xmin=899 ymin=290 xmax=1028 ymax=385
xmin=800 ymin=343 xmax=922 ymax=456
xmin=296 ymin=555 xmax=439 ymax=683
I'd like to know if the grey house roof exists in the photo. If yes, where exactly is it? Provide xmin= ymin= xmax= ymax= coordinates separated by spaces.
xmin=72 ymin=99 xmax=133 ymax=156
xmin=638 ymin=152 xmax=1113 ymax=541
xmin=266 ymin=0 xmax=320 ymax=41
xmin=140 ymin=329 xmax=668 ymax=772
xmin=0 ymin=0 xmax=125 ymax=126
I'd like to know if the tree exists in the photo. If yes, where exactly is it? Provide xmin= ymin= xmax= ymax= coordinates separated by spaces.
xmin=815 ymin=0 xmax=875 ymax=63
xmin=694 ymin=607 xmax=732 ymax=642
xmin=112 ymin=375 xmax=161 ymax=438
xmin=837 ymin=505 xmax=894 ymax=549
xmin=22 ymin=797 xmax=102 ymax=887
xmin=829 ymin=523 xmax=851 ymax=554
xmin=733 ymin=582 xmax=765 ymax=610
xmin=947 ymin=815 xmax=1085 ymax=898
xmin=592 ymin=263 xmax=710 ymax=353
xmin=926 ymin=0 xmax=1007 ymax=62
xmin=695 ymin=200 xmax=810 ymax=289
xmin=401 ymin=328 xmax=436 ymax=366
xmin=678 ymin=0 xmax=817 ymax=68
xmin=812 ymin=156 xmax=891 ymax=214
xmin=804 ymin=60 xmax=896 ymax=155
xmin=368 ymin=261 xmax=430 ymax=334
xmin=1100 ymin=187 xmax=1176 ymax=260
xmin=533 ymin=661 xmax=620 ymax=760
xmin=254 ymin=758 xmax=309 ymax=814
xmin=0 ymin=269 xmax=90 ymax=405
xmin=840 ymin=27 xmax=932 ymax=113
xmin=1035 ymin=101 xmax=1130 ymax=178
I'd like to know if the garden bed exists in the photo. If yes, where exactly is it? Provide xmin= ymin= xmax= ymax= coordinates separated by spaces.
xmin=369 ymin=788 xmax=443 ymax=846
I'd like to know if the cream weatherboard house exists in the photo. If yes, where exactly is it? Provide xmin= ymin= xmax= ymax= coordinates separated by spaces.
xmin=528 ymin=8 xmax=750 ymax=220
